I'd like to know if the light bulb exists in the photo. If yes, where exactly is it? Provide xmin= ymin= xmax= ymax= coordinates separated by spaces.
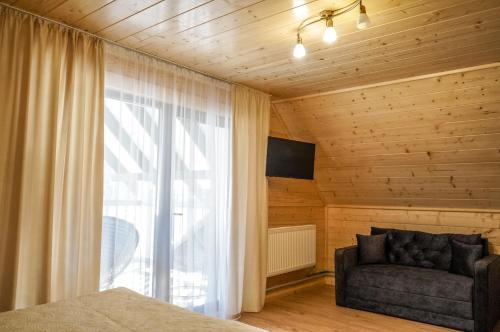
xmin=323 ymin=26 xmax=337 ymax=43
xmin=293 ymin=42 xmax=306 ymax=58
xmin=293 ymin=36 xmax=306 ymax=58
xmin=322 ymin=18 xmax=337 ymax=43
xmin=357 ymin=4 xmax=371 ymax=30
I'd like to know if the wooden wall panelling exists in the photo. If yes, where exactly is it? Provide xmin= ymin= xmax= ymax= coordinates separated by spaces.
xmin=273 ymin=64 xmax=500 ymax=209
xmin=326 ymin=206 xmax=500 ymax=270
xmin=268 ymin=105 xmax=289 ymax=139
xmin=276 ymin=64 xmax=500 ymax=107
xmin=267 ymin=107 xmax=327 ymax=283
xmin=268 ymin=177 xmax=324 ymax=207
xmin=267 ymin=179 xmax=327 ymax=278
xmin=276 ymin=87 xmax=500 ymax=135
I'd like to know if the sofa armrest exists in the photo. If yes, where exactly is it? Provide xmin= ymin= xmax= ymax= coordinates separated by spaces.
xmin=474 ymin=254 xmax=500 ymax=332
xmin=335 ymin=245 xmax=358 ymax=306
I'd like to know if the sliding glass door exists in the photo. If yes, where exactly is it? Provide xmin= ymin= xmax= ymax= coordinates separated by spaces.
xmin=101 ymin=89 xmax=171 ymax=297
xmin=169 ymin=105 xmax=231 ymax=315
xmin=100 ymin=45 xmax=232 ymax=318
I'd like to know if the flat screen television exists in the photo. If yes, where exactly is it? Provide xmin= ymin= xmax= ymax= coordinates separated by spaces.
xmin=266 ymin=137 xmax=315 ymax=179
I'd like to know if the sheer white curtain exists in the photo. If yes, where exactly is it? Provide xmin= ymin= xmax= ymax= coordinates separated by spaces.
xmin=230 ymin=86 xmax=270 ymax=313
xmin=101 ymin=44 xmax=234 ymax=318
xmin=170 ymin=71 xmax=232 ymax=317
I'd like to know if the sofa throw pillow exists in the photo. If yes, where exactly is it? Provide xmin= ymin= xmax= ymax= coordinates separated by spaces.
xmin=356 ymin=233 xmax=387 ymax=264
xmin=450 ymin=233 xmax=482 ymax=245
xmin=449 ymin=233 xmax=488 ymax=257
xmin=450 ymin=239 xmax=483 ymax=277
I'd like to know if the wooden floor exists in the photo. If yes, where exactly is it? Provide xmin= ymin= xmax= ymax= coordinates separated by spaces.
xmin=240 ymin=284 xmax=455 ymax=332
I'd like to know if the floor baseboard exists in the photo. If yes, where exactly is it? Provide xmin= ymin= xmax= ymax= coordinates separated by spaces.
xmin=265 ymin=272 xmax=333 ymax=299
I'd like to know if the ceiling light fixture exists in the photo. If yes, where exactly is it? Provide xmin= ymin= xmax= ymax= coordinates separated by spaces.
xmin=293 ymin=0 xmax=371 ymax=58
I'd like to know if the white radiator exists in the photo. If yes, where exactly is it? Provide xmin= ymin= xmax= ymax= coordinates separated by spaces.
xmin=267 ymin=225 xmax=316 ymax=277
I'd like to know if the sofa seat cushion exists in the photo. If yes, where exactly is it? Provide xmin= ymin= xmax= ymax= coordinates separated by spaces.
xmin=347 ymin=264 xmax=473 ymax=301
xmin=344 ymin=297 xmax=474 ymax=331
xmin=346 ymin=281 xmax=473 ymax=319
xmin=346 ymin=264 xmax=473 ymax=319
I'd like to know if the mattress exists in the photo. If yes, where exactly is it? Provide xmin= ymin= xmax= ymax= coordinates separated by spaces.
xmin=0 ymin=288 xmax=266 ymax=331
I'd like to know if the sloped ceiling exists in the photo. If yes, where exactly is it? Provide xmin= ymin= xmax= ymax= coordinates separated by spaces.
xmin=273 ymin=64 xmax=500 ymax=209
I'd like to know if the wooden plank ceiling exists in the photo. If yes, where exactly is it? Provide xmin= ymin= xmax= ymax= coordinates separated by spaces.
xmin=2 ymin=0 xmax=500 ymax=98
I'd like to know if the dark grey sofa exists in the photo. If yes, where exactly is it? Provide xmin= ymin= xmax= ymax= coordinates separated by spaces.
xmin=335 ymin=227 xmax=500 ymax=332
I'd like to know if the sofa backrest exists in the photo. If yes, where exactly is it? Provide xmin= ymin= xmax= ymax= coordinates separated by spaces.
xmin=371 ymin=227 xmax=485 ymax=271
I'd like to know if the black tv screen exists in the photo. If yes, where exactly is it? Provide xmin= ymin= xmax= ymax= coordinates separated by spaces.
xmin=266 ymin=137 xmax=315 ymax=179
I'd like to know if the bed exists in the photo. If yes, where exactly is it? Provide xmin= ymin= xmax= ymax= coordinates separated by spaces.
xmin=0 ymin=288 xmax=266 ymax=331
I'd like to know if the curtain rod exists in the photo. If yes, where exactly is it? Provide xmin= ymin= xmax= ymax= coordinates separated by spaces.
xmin=0 ymin=2 xmax=271 ymax=97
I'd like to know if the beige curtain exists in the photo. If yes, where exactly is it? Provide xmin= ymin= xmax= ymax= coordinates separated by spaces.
xmin=0 ymin=6 xmax=104 ymax=311
xmin=231 ymin=85 xmax=270 ymax=313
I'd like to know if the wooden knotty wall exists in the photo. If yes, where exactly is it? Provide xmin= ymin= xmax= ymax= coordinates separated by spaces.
xmin=273 ymin=64 xmax=500 ymax=209
xmin=271 ymin=64 xmax=500 ymax=272
xmin=266 ymin=107 xmax=326 ymax=287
